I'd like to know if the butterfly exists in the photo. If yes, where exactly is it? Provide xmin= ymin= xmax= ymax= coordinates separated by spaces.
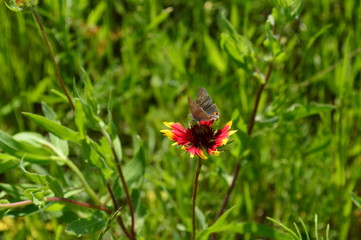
xmin=188 ymin=87 xmax=220 ymax=121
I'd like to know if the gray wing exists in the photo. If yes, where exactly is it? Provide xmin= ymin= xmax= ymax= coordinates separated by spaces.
xmin=188 ymin=97 xmax=212 ymax=121
xmin=196 ymin=87 xmax=214 ymax=110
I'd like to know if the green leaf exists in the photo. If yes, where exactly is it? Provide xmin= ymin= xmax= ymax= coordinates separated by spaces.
xmin=219 ymin=14 xmax=255 ymax=70
xmin=76 ymin=95 xmax=102 ymax=131
xmin=124 ymin=142 xmax=146 ymax=188
xmin=24 ymin=187 xmax=46 ymax=207
xmin=351 ymin=192 xmax=361 ymax=209
xmin=41 ymin=103 xmax=57 ymax=121
xmin=146 ymin=7 xmax=173 ymax=31
xmin=22 ymin=112 xmax=80 ymax=144
xmin=0 ymin=199 xmax=11 ymax=218
xmin=98 ymin=207 xmax=122 ymax=239
xmin=50 ymin=89 xmax=69 ymax=103
xmin=0 ymin=183 xmax=24 ymax=199
xmin=204 ymin=33 xmax=227 ymax=73
xmin=46 ymin=176 xmax=64 ymax=198
xmin=272 ymin=0 xmax=302 ymax=22
xmin=113 ymin=135 xmax=123 ymax=163
xmin=66 ymin=213 xmax=106 ymax=235
xmin=20 ymin=161 xmax=64 ymax=197
xmin=74 ymin=69 xmax=103 ymax=131
xmin=0 ymin=131 xmax=53 ymax=163
xmin=87 ymin=2 xmax=106 ymax=25
xmin=197 ymin=205 xmax=237 ymax=239
xmin=267 ymin=217 xmax=300 ymax=239
xmin=0 ymin=154 xmax=19 ymax=173
xmin=5 ymin=204 xmax=42 ymax=217
xmin=82 ymin=139 xmax=113 ymax=180
xmin=264 ymin=14 xmax=282 ymax=58
xmin=220 ymin=33 xmax=254 ymax=70
xmin=75 ymin=98 xmax=87 ymax=139
xmin=41 ymin=104 xmax=69 ymax=157
xmin=306 ymin=24 xmax=333 ymax=50
xmin=282 ymin=103 xmax=335 ymax=121
xmin=197 ymin=206 xmax=291 ymax=240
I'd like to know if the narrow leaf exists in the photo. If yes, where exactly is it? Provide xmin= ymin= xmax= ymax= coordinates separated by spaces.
xmin=351 ymin=192 xmax=361 ymax=209
xmin=98 ymin=207 xmax=122 ymax=239
xmin=0 ymin=131 xmax=53 ymax=163
xmin=124 ymin=143 xmax=146 ymax=187
xmin=75 ymin=98 xmax=87 ymax=139
xmin=66 ymin=214 xmax=106 ymax=235
xmin=20 ymin=161 xmax=64 ymax=197
xmin=0 ymin=154 xmax=19 ymax=173
xmin=23 ymin=112 xmax=80 ymax=144
xmin=198 ymin=207 xmax=291 ymax=240
xmin=283 ymin=103 xmax=335 ymax=121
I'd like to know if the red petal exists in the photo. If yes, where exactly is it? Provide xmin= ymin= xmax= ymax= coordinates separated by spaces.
xmin=185 ymin=146 xmax=207 ymax=159
xmin=199 ymin=120 xmax=214 ymax=126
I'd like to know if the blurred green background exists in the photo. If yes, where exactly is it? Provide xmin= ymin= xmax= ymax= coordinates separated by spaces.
xmin=1 ymin=0 xmax=361 ymax=239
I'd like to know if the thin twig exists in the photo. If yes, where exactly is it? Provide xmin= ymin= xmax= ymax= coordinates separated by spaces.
xmin=32 ymin=9 xmax=75 ymax=110
xmin=210 ymin=62 xmax=274 ymax=240
xmin=101 ymin=128 xmax=136 ymax=239
xmin=107 ymin=183 xmax=133 ymax=240
xmin=247 ymin=62 xmax=273 ymax=135
xmin=0 ymin=197 xmax=111 ymax=213
xmin=192 ymin=157 xmax=203 ymax=240
xmin=213 ymin=164 xmax=241 ymax=220
xmin=113 ymin=148 xmax=136 ymax=239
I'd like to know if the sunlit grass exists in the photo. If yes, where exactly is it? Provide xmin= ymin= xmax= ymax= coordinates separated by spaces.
xmin=0 ymin=0 xmax=361 ymax=239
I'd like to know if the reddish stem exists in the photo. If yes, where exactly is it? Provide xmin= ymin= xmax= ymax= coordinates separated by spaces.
xmin=0 ymin=197 xmax=111 ymax=213
xmin=210 ymin=62 xmax=273 ymax=240
xmin=112 ymin=147 xmax=136 ymax=239
xmin=32 ymin=9 xmax=75 ymax=110
xmin=106 ymin=183 xmax=133 ymax=240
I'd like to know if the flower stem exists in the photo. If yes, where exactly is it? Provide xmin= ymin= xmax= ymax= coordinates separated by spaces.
xmin=0 ymin=197 xmax=111 ymax=213
xmin=32 ymin=9 xmax=75 ymax=110
xmin=192 ymin=157 xmax=203 ymax=240
xmin=210 ymin=62 xmax=273 ymax=240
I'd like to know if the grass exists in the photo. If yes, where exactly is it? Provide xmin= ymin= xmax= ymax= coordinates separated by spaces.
xmin=0 ymin=0 xmax=361 ymax=239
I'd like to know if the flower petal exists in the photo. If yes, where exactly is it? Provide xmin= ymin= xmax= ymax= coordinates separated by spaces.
xmin=160 ymin=129 xmax=176 ymax=141
xmin=162 ymin=121 xmax=175 ymax=128
xmin=185 ymin=146 xmax=208 ymax=159
xmin=211 ymin=121 xmax=238 ymax=147
xmin=199 ymin=120 xmax=214 ymax=126
xmin=161 ymin=122 xmax=190 ymax=146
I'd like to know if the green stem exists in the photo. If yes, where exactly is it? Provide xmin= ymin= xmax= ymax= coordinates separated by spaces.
xmin=33 ymin=139 xmax=100 ymax=205
xmin=53 ymin=156 xmax=101 ymax=205
xmin=192 ymin=157 xmax=203 ymax=240
xmin=32 ymin=9 xmax=75 ymax=110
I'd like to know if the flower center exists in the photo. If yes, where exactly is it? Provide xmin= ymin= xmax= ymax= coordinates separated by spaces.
xmin=187 ymin=124 xmax=215 ymax=148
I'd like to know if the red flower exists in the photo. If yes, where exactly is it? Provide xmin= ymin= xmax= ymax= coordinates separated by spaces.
xmin=161 ymin=120 xmax=237 ymax=159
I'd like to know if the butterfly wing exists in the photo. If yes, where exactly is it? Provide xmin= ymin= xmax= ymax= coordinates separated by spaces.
xmin=188 ymin=97 xmax=212 ymax=121
xmin=196 ymin=87 xmax=219 ymax=120
xmin=196 ymin=87 xmax=214 ymax=110
xmin=204 ymin=104 xmax=219 ymax=119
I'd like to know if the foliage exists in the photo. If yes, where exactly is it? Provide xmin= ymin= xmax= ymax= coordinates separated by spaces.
xmin=0 ymin=0 xmax=361 ymax=239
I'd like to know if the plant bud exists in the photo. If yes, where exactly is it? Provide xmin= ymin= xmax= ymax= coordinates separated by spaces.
xmin=5 ymin=0 xmax=39 ymax=12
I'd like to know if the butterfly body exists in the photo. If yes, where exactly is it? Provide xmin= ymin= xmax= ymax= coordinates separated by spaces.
xmin=188 ymin=87 xmax=219 ymax=121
